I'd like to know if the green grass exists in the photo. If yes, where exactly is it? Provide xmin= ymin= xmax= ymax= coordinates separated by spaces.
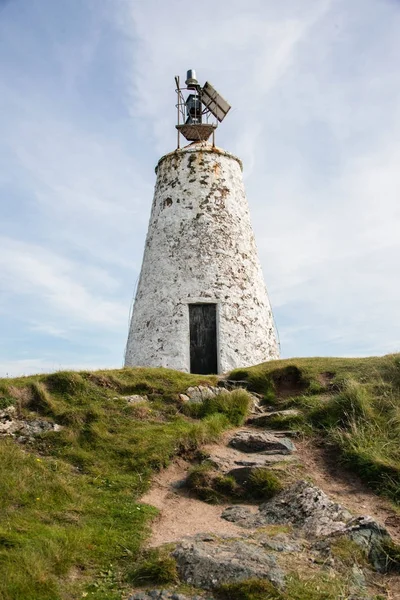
xmin=215 ymin=572 xmax=354 ymax=600
xmin=126 ymin=547 xmax=178 ymax=586
xmin=229 ymin=354 xmax=400 ymax=504
xmin=182 ymin=388 xmax=251 ymax=426
xmin=186 ymin=462 xmax=283 ymax=503
xmin=0 ymin=367 xmax=233 ymax=600
xmin=215 ymin=578 xmax=282 ymax=600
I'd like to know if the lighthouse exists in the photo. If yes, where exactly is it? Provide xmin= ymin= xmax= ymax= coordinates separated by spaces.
xmin=125 ymin=70 xmax=279 ymax=374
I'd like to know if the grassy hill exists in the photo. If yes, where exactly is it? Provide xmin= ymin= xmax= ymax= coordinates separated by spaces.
xmin=0 ymin=355 xmax=399 ymax=599
xmin=230 ymin=354 xmax=400 ymax=503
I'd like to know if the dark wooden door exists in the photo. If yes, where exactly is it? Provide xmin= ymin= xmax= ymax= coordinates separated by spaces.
xmin=189 ymin=304 xmax=218 ymax=374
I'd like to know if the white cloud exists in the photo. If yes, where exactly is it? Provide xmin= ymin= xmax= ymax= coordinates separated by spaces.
xmin=0 ymin=237 xmax=126 ymax=327
xmin=0 ymin=358 xmax=110 ymax=379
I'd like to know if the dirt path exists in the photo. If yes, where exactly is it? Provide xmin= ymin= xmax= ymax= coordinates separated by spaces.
xmin=295 ymin=436 xmax=400 ymax=543
xmin=140 ymin=426 xmax=400 ymax=548
xmin=140 ymin=457 xmax=255 ymax=547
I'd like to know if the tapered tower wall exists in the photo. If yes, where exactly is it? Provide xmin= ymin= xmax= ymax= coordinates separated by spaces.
xmin=125 ymin=143 xmax=279 ymax=373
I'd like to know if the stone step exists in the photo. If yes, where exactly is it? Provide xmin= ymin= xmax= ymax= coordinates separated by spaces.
xmin=228 ymin=430 xmax=296 ymax=455
xmin=205 ymin=446 xmax=296 ymax=474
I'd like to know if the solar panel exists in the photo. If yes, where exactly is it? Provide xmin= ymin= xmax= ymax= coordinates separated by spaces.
xmin=201 ymin=82 xmax=231 ymax=122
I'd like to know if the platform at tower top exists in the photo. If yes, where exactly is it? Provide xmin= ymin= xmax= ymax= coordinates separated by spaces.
xmin=155 ymin=141 xmax=243 ymax=173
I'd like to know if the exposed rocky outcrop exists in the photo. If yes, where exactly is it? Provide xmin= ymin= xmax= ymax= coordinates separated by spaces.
xmin=221 ymin=480 xmax=394 ymax=574
xmin=228 ymin=430 xmax=295 ymax=454
xmin=0 ymin=405 xmax=62 ymax=440
xmin=180 ymin=386 xmax=223 ymax=404
xmin=129 ymin=591 xmax=212 ymax=600
xmin=134 ymin=397 xmax=399 ymax=600
xmin=172 ymin=533 xmax=285 ymax=590
xmin=179 ymin=385 xmax=261 ymax=414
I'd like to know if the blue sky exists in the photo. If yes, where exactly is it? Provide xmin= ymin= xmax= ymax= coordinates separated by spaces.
xmin=1 ymin=0 xmax=400 ymax=376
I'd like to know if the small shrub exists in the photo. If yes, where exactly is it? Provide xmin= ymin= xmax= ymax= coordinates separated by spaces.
xmin=45 ymin=371 xmax=87 ymax=396
xmin=186 ymin=463 xmax=228 ymax=503
xmin=214 ymin=474 xmax=239 ymax=495
xmin=245 ymin=469 xmax=283 ymax=500
xmin=377 ymin=539 xmax=400 ymax=573
xmin=260 ymin=412 xmax=305 ymax=430
xmin=0 ymin=396 xmax=14 ymax=410
xmin=216 ymin=578 xmax=282 ymax=600
xmin=29 ymin=381 xmax=57 ymax=416
xmin=187 ymin=464 xmax=282 ymax=503
xmin=284 ymin=573 xmax=345 ymax=599
xmin=183 ymin=389 xmax=251 ymax=426
xmin=330 ymin=537 xmax=367 ymax=567
xmin=309 ymin=379 xmax=373 ymax=429
xmin=127 ymin=549 xmax=178 ymax=585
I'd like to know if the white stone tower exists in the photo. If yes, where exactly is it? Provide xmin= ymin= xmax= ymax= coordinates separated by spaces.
xmin=125 ymin=71 xmax=279 ymax=374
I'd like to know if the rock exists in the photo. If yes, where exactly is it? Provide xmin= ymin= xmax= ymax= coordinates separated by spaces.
xmin=257 ymin=480 xmax=352 ymax=537
xmin=184 ymin=386 xmax=222 ymax=404
xmin=0 ymin=405 xmax=16 ymax=419
xmin=247 ymin=409 xmax=301 ymax=427
xmin=128 ymin=591 xmax=211 ymax=600
xmin=126 ymin=394 xmax=148 ymax=404
xmin=0 ymin=410 xmax=63 ymax=439
xmin=206 ymin=445 xmax=295 ymax=476
xmin=228 ymin=430 xmax=296 ymax=454
xmin=330 ymin=516 xmax=392 ymax=573
xmin=222 ymin=481 xmax=352 ymax=536
xmin=172 ymin=534 xmax=285 ymax=590
xmin=260 ymin=533 xmax=302 ymax=553
xmin=221 ymin=506 xmax=257 ymax=527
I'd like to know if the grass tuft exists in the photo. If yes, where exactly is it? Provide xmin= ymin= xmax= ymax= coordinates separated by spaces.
xmin=127 ymin=548 xmax=178 ymax=585
xmin=246 ymin=468 xmax=283 ymax=500
xmin=183 ymin=389 xmax=251 ymax=426
xmin=215 ymin=578 xmax=282 ymax=600
xmin=186 ymin=463 xmax=283 ymax=503
xmin=229 ymin=354 xmax=400 ymax=504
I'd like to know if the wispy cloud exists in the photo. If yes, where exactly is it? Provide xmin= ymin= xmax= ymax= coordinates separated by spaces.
xmin=0 ymin=0 xmax=399 ymax=375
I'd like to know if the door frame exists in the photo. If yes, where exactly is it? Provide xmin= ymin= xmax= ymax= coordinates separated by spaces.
xmin=187 ymin=300 xmax=221 ymax=375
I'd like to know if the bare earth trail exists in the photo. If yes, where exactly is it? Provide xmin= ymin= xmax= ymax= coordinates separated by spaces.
xmin=137 ymin=418 xmax=400 ymax=599
xmin=140 ymin=457 xmax=257 ymax=547
xmin=140 ymin=427 xmax=400 ymax=547
xmin=295 ymin=437 xmax=400 ymax=544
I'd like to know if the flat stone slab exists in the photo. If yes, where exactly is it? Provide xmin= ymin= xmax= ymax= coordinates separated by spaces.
xmin=206 ymin=445 xmax=295 ymax=474
xmin=228 ymin=430 xmax=296 ymax=454
xmin=172 ymin=534 xmax=285 ymax=590
xmin=128 ymin=591 xmax=212 ymax=600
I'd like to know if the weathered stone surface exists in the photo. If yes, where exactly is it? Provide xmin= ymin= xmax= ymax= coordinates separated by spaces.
xmin=124 ymin=144 xmax=279 ymax=374
xmin=221 ymin=481 xmax=395 ymax=576
xmin=247 ymin=409 xmax=301 ymax=427
xmin=258 ymin=480 xmax=352 ymax=537
xmin=128 ymin=591 xmax=211 ymax=600
xmin=0 ymin=406 xmax=62 ymax=439
xmin=126 ymin=394 xmax=149 ymax=403
xmin=221 ymin=506 xmax=258 ymax=527
xmin=172 ymin=534 xmax=285 ymax=590
xmin=222 ymin=481 xmax=352 ymax=535
xmin=206 ymin=445 xmax=295 ymax=476
xmin=184 ymin=386 xmax=222 ymax=404
xmin=259 ymin=533 xmax=302 ymax=553
xmin=228 ymin=430 xmax=295 ymax=454
xmin=330 ymin=516 xmax=392 ymax=573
